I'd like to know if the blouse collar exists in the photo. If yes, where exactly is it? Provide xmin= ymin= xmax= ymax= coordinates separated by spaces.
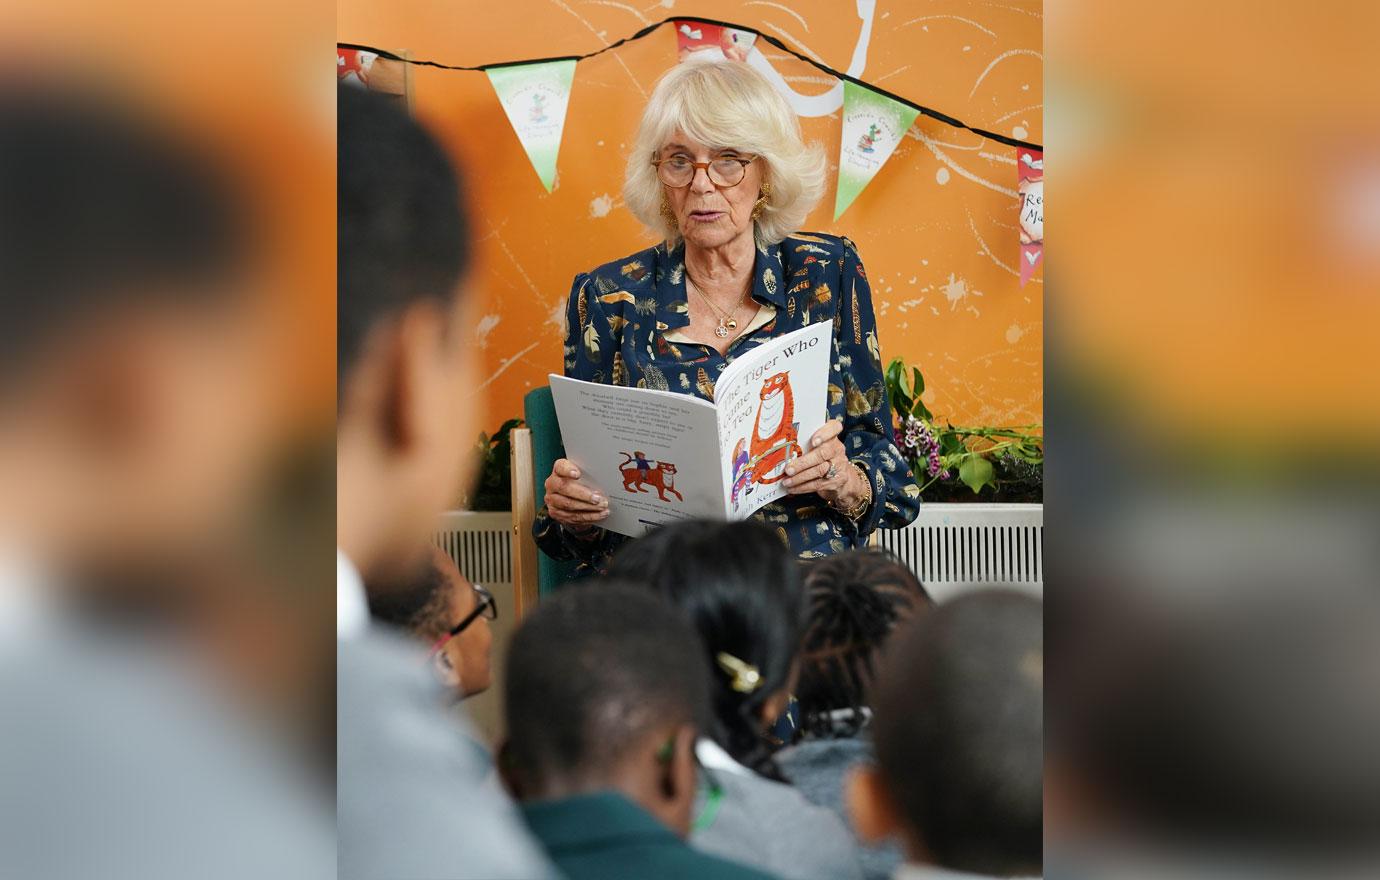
xmin=653 ymin=237 xmax=788 ymax=330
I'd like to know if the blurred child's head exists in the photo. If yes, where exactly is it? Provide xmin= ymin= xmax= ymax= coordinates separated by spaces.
xmin=501 ymin=581 xmax=709 ymax=837
xmin=0 ymin=83 xmax=272 ymax=583
xmin=336 ymin=85 xmax=479 ymax=583
xmin=850 ymin=590 xmax=1043 ymax=877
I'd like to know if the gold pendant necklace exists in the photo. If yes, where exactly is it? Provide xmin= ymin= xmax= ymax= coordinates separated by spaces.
xmin=687 ymin=276 xmax=747 ymax=339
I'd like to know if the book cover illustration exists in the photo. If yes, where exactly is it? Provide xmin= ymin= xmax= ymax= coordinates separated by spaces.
xmin=549 ymin=378 xmax=723 ymax=537
xmin=712 ymin=324 xmax=830 ymax=516
xmin=618 ymin=451 xmax=683 ymax=503
xmin=728 ymin=371 xmax=805 ymax=513
xmin=549 ymin=321 xmax=833 ymax=538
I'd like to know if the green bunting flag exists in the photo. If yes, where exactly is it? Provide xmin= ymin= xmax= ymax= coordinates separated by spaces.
xmin=486 ymin=59 xmax=577 ymax=193
xmin=834 ymin=81 xmax=919 ymax=220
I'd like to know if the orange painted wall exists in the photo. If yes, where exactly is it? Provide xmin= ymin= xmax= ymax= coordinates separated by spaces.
xmin=338 ymin=1 xmax=1043 ymax=430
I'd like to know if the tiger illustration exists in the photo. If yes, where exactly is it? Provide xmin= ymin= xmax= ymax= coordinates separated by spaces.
xmin=749 ymin=371 xmax=802 ymax=485
xmin=618 ymin=453 xmax=683 ymax=502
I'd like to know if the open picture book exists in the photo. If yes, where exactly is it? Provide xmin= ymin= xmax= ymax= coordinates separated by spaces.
xmin=550 ymin=321 xmax=833 ymax=538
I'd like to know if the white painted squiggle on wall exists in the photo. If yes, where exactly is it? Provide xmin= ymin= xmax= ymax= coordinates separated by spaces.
xmin=746 ymin=0 xmax=875 ymax=117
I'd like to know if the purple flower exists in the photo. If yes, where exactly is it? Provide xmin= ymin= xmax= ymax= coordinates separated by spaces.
xmin=898 ymin=415 xmax=946 ymax=478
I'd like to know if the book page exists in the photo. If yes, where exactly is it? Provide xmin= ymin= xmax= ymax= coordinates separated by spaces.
xmin=549 ymin=375 xmax=725 ymax=538
xmin=712 ymin=321 xmax=834 ymax=519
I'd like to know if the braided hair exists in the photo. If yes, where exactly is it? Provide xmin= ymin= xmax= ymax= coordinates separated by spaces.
xmin=796 ymin=548 xmax=932 ymax=738
xmin=608 ymin=520 xmax=804 ymax=781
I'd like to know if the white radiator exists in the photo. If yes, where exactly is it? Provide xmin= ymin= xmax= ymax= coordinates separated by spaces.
xmin=435 ymin=505 xmax=1042 ymax=602
xmin=433 ymin=511 xmax=513 ymax=585
xmin=874 ymin=503 xmax=1043 ymax=602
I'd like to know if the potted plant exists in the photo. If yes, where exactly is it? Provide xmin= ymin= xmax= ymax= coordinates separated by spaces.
xmin=885 ymin=358 xmax=1042 ymax=504
xmin=461 ymin=417 xmax=524 ymax=511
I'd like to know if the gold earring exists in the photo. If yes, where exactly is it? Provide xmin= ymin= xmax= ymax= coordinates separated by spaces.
xmin=660 ymin=193 xmax=677 ymax=227
xmin=751 ymin=181 xmax=772 ymax=221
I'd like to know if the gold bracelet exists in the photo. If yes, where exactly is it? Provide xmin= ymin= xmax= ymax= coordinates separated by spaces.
xmin=830 ymin=462 xmax=873 ymax=521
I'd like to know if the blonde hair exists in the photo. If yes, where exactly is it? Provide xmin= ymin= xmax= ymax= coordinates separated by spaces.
xmin=623 ymin=60 xmax=826 ymax=247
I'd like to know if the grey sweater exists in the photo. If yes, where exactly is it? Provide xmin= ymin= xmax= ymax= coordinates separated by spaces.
xmin=690 ymin=739 xmax=863 ymax=880
xmin=776 ymin=736 xmax=905 ymax=880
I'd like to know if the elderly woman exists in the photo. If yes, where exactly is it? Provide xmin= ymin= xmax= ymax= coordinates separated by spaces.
xmin=534 ymin=60 xmax=919 ymax=574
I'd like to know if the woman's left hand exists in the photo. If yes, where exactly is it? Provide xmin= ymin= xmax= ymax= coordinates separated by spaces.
xmin=781 ymin=420 xmax=867 ymax=510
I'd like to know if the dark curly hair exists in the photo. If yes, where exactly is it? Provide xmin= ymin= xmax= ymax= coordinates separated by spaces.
xmin=796 ymin=547 xmax=931 ymax=738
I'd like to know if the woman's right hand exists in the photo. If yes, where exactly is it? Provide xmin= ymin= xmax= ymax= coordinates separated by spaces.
xmin=543 ymin=458 xmax=609 ymax=532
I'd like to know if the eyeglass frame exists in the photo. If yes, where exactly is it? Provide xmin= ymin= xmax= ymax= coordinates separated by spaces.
xmin=651 ymin=153 xmax=758 ymax=188
xmin=428 ymin=582 xmax=497 ymax=656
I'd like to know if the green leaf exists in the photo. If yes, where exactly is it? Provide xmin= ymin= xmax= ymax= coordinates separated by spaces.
xmin=886 ymin=359 xmax=904 ymax=392
xmin=911 ymin=366 xmax=925 ymax=396
xmin=958 ymin=456 xmax=995 ymax=494
xmin=1010 ymin=441 xmax=1043 ymax=464
xmin=911 ymin=398 xmax=933 ymax=422
xmin=886 ymin=359 xmax=912 ymax=417
xmin=939 ymin=432 xmax=965 ymax=456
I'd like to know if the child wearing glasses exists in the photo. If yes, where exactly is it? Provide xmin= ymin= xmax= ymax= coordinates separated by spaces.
xmin=367 ymin=544 xmax=498 ymax=700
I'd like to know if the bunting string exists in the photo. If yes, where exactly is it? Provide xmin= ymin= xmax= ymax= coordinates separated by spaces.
xmin=338 ymin=14 xmax=1043 ymax=153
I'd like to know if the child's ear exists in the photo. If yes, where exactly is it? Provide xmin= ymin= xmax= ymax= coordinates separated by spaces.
xmin=655 ymin=724 xmax=700 ymax=840
xmin=375 ymin=298 xmax=450 ymax=454
xmin=431 ymin=648 xmax=461 ymax=688
xmin=661 ymin=724 xmax=698 ymax=803
xmin=846 ymin=765 xmax=904 ymax=845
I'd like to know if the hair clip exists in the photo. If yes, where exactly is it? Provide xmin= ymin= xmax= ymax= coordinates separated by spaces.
xmin=716 ymin=652 xmax=763 ymax=694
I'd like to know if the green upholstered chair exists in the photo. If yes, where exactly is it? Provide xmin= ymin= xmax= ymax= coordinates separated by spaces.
xmin=510 ymin=387 xmax=581 ymax=610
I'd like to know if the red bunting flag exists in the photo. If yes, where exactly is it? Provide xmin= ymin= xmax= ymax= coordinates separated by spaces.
xmin=337 ymin=47 xmax=408 ymax=102
xmin=673 ymin=20 xmax=757 ymax=63
xmin=1017 ymin=147 xmax=1043 ymax=286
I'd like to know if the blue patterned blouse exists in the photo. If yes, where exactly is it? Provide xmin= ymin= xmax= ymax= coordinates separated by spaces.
xmin=533 ymin=231 xmax=920 ymax=576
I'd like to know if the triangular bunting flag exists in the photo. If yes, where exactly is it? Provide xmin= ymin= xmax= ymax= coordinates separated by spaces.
xmin=338 ymin=47 xmax=407 ymax=99
xmin=834 ymin=81 xmax=919 ymax=220
xmin=337 ymin=48 xmax=377 ymax=89
xmin=486 ymin=59 xmax=577 ymax=193
xmin=674 ymin=20 xmax=757 ymax=63
xmin=1017 ymin=147 xmax=1043 ymax=286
